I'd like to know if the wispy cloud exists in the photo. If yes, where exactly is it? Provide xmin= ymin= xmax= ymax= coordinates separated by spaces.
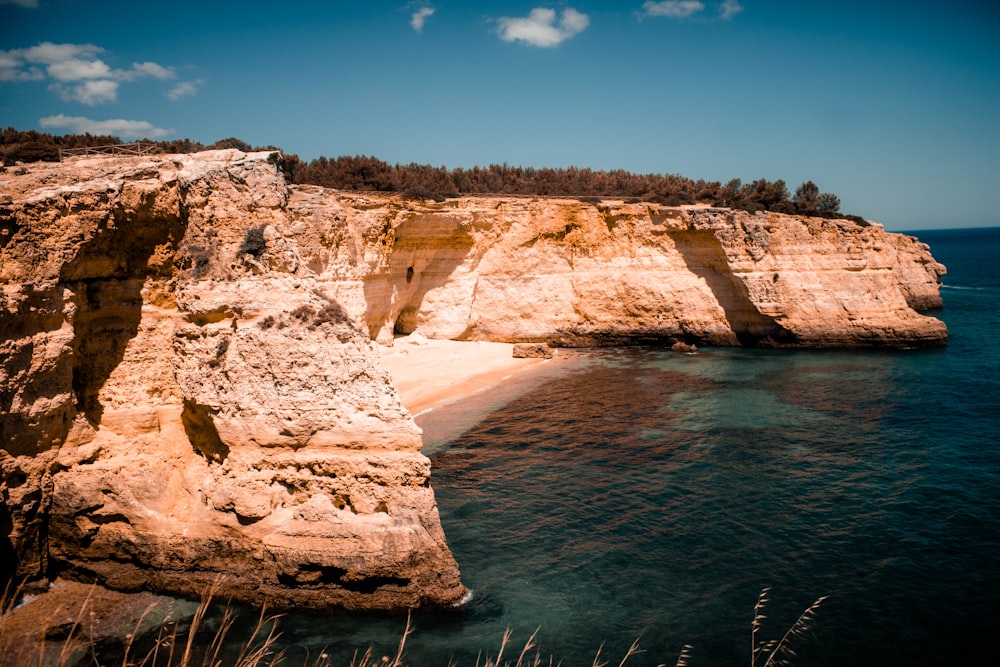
xmin=641 ymin=1 xmax=705 ymax=19
xmin=0 ymin=51 xmax=43 ymax=81
xmin=167 ymin=79 xmax=202 ymax=101
xmin=0 ymin=0 xmax=40 ymax=8
xmin=127 ymin=61 xmax=175 ymax=80
xmin=39 ymin=114 xmax=173 ymax=139
xmin=719 ymin=0 xmax=743 ymax=20
xmin=640 ymin=1 xmax=743 ymax=21
xmin=496 ymin=7 xmax=590 ymax=48
xmin=410 ymin=6 xmax=435 ymax=32
xmin=0 ymin=42 xmax=179 ymax=105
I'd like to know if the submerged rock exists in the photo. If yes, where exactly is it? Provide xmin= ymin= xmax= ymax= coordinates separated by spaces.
xmin=0 ymin=579 xmax=198 ymax=665
xmin=512 ymin=342 xmax=554 ymax=359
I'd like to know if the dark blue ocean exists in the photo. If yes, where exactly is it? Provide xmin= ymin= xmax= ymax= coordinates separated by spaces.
xmin=250 ymin=227 xmax=1000 ymax=666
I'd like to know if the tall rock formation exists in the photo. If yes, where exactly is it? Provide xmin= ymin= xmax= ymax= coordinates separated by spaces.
xmin=1 ymin=149 xmax=946 ymax=610
xmin=1 ymin=151 xmax=465 ymax=610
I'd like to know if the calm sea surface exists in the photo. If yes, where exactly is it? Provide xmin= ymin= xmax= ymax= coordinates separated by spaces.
xmin=231 ymin=227 xmax=1000 ymax=666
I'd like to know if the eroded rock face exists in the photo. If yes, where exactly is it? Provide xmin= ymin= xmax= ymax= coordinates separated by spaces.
xmin=349 ymin=197 xmax=946 ymax=348
xmin=0 ymin=149 xmax=946 ymax=611
xmin=1 ymin=151 xmax=464 ymax=610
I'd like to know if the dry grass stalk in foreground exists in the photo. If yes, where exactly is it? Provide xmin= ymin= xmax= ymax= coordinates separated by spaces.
xmin=751 ymin=586 xmax=829 ymax=667
xmin=0 ymin=580 xmax=286 ymax=667
xmin=1 ymin=582 xmax=825 ymax=666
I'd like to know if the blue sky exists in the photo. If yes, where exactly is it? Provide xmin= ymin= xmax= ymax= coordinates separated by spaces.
xmin=1 ymin=1 xmax=998 ymax=230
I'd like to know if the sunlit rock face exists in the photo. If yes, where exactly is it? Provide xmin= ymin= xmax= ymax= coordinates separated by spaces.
xmin=0 ymin=151 xmax=464 ymax=610
xmin=345 ymin=196 xmax=945 ymax=349
xmin=0 ymin=149 xmax=945 ymax=610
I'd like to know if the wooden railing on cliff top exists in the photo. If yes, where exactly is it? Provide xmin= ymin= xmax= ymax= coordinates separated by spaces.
xmin=58 ymin=142 xmax=156 ymax=161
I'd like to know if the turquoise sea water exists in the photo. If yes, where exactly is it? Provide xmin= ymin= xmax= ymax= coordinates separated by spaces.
xmin=236 ymin=228 xmax=1000 ymax=665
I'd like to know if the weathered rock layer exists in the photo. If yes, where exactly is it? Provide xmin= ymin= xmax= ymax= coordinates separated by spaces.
xmin=1 ymin=151 xmax=465 ymax=610
xmin=1 ymin=150 xmax=946 ymax=609
xmin=350 ymin=195 xmax=945 ymax=348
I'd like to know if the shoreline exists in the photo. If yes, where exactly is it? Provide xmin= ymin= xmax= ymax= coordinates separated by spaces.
xmin=378 ymin=335 xmax=584 ymax=454
xmin=377 ymin=335 xmax=555 ymax=417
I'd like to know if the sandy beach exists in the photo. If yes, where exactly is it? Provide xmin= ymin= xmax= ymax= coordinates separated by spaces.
xmin=377 ymin=334 xmax=555 ymax=416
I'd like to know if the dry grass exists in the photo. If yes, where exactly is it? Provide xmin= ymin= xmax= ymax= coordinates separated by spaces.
xmin=1 ymin=583 xmax=825 ymax=667
xmin=751 ymin=586 xmax=828 ymax=667
xmin=0 ymin=580 xmax=284 ymax=667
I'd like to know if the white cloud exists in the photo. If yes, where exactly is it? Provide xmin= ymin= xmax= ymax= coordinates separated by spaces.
xmin=39 ymin=114 xmax=173 ymax=139
xmin=21 ymin=42 xmax=100 ymax=64
xmin=52 ymin=79 xmax=119 ymax=105
xmin=20 ymin=42 xmax=109 ymax=81
xmin=719 ymin=0 xmax=743 ymax=20
xmin=0 ymin=42 xmax=178 ymax=104
xmin=560 ymin=7 xmax=590 ymax=34
xmin=641 ymin=1 xmax=705 ymax=19
xmin=410 ymin=6 xmax=435 ymax=32
xmin=496 ymin=7 xmax=590 ymax=48
xmin=0 ymin=51 xmax=43 ymax=81
xmin=167 ymin=80 xmax=201 ymax=101
xmin=129 ymin=61 xmax=175 ymax=80
xmin=47 ymin=56 xmax=113 ymax=82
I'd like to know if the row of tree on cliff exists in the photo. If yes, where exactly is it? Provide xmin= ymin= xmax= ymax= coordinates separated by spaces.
xmin=1 ymin=127 xmax=857 ymax=220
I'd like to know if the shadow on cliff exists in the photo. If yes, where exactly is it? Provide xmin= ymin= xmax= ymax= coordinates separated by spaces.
xmin=181 ymin=398 xmax=229 ymax=462
xmin=0 ymin=287 xmax=74 ymax=456
xmin=0 ymin=277 xmax=148 ymax=455
xmin=363 ymin=213 xmax=477 ymax=340
xmin=667 ymin=229 xmax=797 ymax=347
xmin=59 ymin=206 xmax=186 ymax=435
xmin=0 ymin=502 xmax=15 ymax=587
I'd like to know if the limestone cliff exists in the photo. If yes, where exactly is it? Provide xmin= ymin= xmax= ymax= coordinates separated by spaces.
xmin=351 ymin=196 xmax=946 ymax=348
xmin=0 ymin=151 xmax=465 ymax=610
xmin=1 ymin=150 xmax=946 ymax=610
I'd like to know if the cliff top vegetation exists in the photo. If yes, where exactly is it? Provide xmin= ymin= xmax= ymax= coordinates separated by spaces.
xmin=1 ymin=127 xmax=855 ymax=220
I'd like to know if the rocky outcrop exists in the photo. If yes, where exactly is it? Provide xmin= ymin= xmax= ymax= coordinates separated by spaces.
xmin=1 ymin=151 xmax=465 ymax=610
xmin=352 ymin=197 xmax=946 ymax=348
xmin=1 ymin=149 xmax=946 ymax=610
xmin=512 ymin=343 xmax=554 ymax=359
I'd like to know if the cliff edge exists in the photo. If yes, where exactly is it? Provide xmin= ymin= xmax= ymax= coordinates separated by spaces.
xmin=1 ymin=150 xmax=946 ymax=609
xmin=350 ymin=195 xmax=945 ymax=348
xmin=0 ymin=151 xmax=465 ymax=610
